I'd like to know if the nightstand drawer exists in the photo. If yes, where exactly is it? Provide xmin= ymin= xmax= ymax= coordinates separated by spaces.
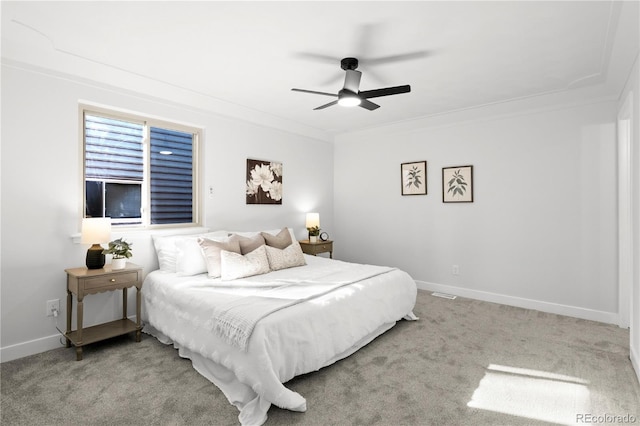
xmin=299 ymin=240 xmax=333 ymax=258
xmin=315 ymin=243 xmax=332 ymax=252
xmin=83 ymin=271 xmax=139 ymax=290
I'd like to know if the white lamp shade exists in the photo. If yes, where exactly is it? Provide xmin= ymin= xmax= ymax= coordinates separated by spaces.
xmin=81 ymin=218 xmax=111 ymax=244
xmin=306 ymin=213 xmax=320 ymax=229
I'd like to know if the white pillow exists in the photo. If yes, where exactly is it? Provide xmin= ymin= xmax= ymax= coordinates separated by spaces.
xmin=152 ymin=234 xmax=185 ymax=272
xmin=175 ymin=232 xmax=229 ymax=276
xmin=220 ymin=245 xmax=270 ymax=280
xmin=265 ymin=241 xmax=307 ymax=271
xmin=152 ymin=230 xmax=228 ymax=273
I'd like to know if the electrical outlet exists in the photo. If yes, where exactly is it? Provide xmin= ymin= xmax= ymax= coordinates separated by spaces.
xmin=46 ymin=299 xmax=60 ymax=317
xmin=452 ymin=265 xmax=460 ymax=276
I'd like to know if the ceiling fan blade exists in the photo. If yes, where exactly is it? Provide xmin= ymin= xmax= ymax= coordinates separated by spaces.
xmin=291 ymin=88 xmax=338 ymax=98
xmin=292 ymin=52 xmax=339 ymax=65
xmin=314 ymin=100 xmax=338 ymax=110
xmin=358 ymin=99 xmax=380 ymax=111
xmin=366 ymin=51 xmax=430 ymax=66
xmin=359 ymin=85 xmax=411 ymax=99
xmin=343 ymin=69 xmax=362 ymax=93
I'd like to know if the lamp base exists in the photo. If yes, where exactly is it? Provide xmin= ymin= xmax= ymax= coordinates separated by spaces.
xmin=86 ymin=244 xmax=105 ymax=269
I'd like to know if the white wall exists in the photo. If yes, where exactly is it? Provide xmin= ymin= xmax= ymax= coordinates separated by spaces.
xmin=0 ymin=63 xmax=333 ymax=361
xmin=618 ymin=55 xmax=640 ymax=384
xmin=334 ymin=97 xmax=618 ymax=322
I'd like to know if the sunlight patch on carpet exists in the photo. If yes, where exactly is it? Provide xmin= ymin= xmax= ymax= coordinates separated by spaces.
xmin=467 ymin=364 xmax=590 ymax=424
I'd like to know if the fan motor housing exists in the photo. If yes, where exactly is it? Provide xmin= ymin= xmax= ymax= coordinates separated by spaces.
xmin=340 ymin=57 xmax=359 ymax=71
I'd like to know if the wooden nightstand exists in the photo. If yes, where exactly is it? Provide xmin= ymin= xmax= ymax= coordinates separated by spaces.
xmin=299 ymin=240 xmax=333 ymax=258
xmin=64 ymin=263 xmax=143 ymax=361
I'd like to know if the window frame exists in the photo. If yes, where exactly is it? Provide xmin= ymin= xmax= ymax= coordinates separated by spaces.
xmin=80 ymin=103 xmax=202 ymax=230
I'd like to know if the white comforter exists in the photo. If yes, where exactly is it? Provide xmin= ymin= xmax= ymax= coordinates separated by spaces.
xmin=142 ymin=255 xmax=417 ymax=425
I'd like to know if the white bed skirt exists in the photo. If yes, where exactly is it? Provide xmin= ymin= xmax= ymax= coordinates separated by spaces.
xmin=144 ymin=319 xmax=398 ymax=425
xmin=142 ymin=256 xmax=418 ymax=425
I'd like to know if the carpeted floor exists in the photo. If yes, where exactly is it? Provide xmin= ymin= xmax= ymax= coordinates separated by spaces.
xmin=2 ymin=290 xmax=639 ymax=425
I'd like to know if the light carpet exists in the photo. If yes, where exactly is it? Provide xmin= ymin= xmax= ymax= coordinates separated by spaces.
xmin=2 ymin=290 xmax=639 ymax=425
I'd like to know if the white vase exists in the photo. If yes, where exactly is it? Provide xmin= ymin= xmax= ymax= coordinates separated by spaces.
xmin=310 ymin=236 xmax=318 ymax=243
xmin=111 ymin=258 xmax=127 ymax=270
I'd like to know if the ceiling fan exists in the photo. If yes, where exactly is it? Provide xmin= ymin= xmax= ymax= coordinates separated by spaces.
xmin=291 ymin=57 xmax=411 ymax=111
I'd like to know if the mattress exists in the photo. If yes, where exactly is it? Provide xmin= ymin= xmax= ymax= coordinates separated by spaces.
xmin=142 ymin=254 xmax=418 ymax=425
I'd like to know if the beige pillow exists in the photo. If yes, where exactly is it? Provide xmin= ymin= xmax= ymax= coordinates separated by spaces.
xmin=265 ymin=241 xmax=306 ymax=271
xmin=261 ymin=227 xmax=292 ymax=249
xmin=234 ymin=233 xmax=266 ymax=254
xmin=198 ymin=236 xmax=242 ymax=278
xmin=220 ymin=245 xmax=270 ymax=280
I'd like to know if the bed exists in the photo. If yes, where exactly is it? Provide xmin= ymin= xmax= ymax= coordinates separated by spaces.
xmin=142 ymin=228 xmax=418 ymax=425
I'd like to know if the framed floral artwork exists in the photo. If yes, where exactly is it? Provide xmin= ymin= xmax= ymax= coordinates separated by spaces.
xmin=401 ymin=161 xmax=427 ymax=195
xmin=442 ymin=165 xmax=473 ymax=203
xmin=246 ymin=159 xmax=283 ymax=204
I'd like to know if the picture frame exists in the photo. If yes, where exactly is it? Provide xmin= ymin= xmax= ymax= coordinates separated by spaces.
xmin=246 ymin=158 xmax=283 ymax=205
xmin=401 ymin=161 xmax=427 ymax=195
xmin=442 ymin=165 xmax=473 ymax=203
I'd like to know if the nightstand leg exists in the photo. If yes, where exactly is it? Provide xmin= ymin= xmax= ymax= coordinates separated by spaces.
xmin=122 ymin=287 xmax=128 ymax=320
xmin=65 ymin=290 xmax=72 ymax=348
xmin=76 ymin=296 xmax=84 ymax=361
xmin=135 ymin=286 xmax=142 ymax=342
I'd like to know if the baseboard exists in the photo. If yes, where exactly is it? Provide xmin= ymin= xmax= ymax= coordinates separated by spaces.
xmin=416 ymin=281 xmax=619 ymax=325
xmin=0 ymin=333 xmax=66 ymax=363
xmin=631 ymin=345 xmax=640 ymax=386
xmin=1 ymin=315 xmax=140 ymax=363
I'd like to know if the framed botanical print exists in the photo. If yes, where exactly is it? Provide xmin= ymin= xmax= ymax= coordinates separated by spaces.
xmin=442 ymin=165 xmax=473 ymax=203
xmin=246 ymin=159 xmax=283 ymax=204
xmin=401 ymin=161 xmax=427 ymax=195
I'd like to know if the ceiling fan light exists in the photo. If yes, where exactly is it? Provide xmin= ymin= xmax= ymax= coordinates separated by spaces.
xmin=338 ymin=95 xmax=361 ymax=107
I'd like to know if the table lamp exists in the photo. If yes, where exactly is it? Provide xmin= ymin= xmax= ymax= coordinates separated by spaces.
xmin=306 ymin=212 xmax=320 ymax=243
xmin=81 ymin=217 xmax=111 ymax=269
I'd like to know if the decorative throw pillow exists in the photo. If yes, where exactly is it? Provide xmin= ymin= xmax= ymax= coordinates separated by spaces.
xmin=265 ymin=241 xmax=307 ymax=271
xmin=261 ymin=227 xmax=292 ymax=249
xmin=198 ymin=236 xmax=242 ymax=278
xmin=234 ymin=233 xmax=266 ymax=254
xmin=152 ymin=230 xmax=228 ymax=272
xmin=220 ymin=244 xmax=271 ymax=280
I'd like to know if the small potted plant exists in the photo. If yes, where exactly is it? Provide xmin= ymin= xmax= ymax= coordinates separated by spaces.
xmin=102 ymin=238 xmax=132 ymax=270
xmin=307 ymin=225 xmax=320 ymax=243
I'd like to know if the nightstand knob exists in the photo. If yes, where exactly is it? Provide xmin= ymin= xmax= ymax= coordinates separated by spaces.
xmin=110 ymin=278 xmax=116 ymax=282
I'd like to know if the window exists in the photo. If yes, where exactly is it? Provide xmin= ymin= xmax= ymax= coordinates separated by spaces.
xmin=83 ymin=107 xmax=200 ymax=227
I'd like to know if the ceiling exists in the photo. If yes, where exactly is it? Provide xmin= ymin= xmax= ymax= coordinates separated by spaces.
xmin=2 ymin=1 xmax=638 ymax=141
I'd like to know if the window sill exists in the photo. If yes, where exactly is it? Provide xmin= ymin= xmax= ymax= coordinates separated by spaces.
xmin=71 ymin=225 xmax=209 ymax=244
